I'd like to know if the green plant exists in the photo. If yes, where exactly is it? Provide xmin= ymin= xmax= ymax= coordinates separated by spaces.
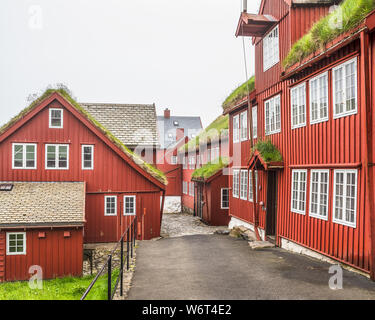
xmin=252 ymin=140 xmax=282 ymax=163
xmin=222 ymin=76 xmax=255 ymax=111
xmin=192 ymin=157 xmax=229 ymax=180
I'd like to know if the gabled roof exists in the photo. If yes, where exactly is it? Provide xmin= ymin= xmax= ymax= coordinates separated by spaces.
xmin=222 ymin=76 xmax=255 ymax=112
xmin=0 ymin=182 xmax=85 ymax=227
xmin=80 ymin=103 xmax=159 ymax=148
xmin=235 ymin=12 xmax=278 ymax=37
xmin=0 ymin=89 xmax=167 ymax=187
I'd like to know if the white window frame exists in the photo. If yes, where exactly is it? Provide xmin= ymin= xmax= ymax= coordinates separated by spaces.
xmin=189 ymin=156 xmax=196 ymax=169
xmin=45 ymin=144 xmax=69 ymax=170
xmin=332 ymin=58 xmax=358 ymax=119
xmin=309 ymin=72 xmax=329 ymax=125
xmin=290 ymin=82 xmax=307 ymax=129
xmin=232 ymin=169 xmax=240 ymax=198
xmin=189 ymin=182 xmax=195 ymax=197
xmin=249 ymin=170 xmax=258 ymax=202
xmin=332 ymin=169 xmax=358 ymax=228
xmin=104 ymin=196 xmax=117 ymax=216
xmin=233 ymin=115 xmax=240 ymax=143
xmin=221 ymin=188 xmax=230 ymax=209
xmin=6 ymin=232 xmax=26 ymax=255
xmin=290 ymin=169 xmax=307 ymax=215
xmin=240 ymin=111 xmax=248 ymax=141
xmin=309 ymin=170 xmax=330 ymax=221
xmin=263 ymin=25 xmax=279 ymax=71
xmin=240 ymin=170 xmax=248 ymax=200
xmin=82 ymin=145 xmax=94 ymax=170
xmin=265 ymin=95 xmax=281 ymax=135
xmin=12 ymin=143 xmax=37 ymax=169
xmin=183 ymin=157 xmax=187 ymax=169
xmin=183 ymin=181 xmax=188 ymax=194
xmin=251 ymin=106 xmax=258 ymax=139
xmin=171 ymin=156 xmax=177 ymax=165
xmin=124 ymin=195 xmax=136 ymax=216
xmin=49 ymin=108 xmax=64 ymax=129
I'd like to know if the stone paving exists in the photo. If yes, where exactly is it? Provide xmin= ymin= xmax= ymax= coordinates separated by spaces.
xmin=161 ymin=212 xmax=228 ymax=238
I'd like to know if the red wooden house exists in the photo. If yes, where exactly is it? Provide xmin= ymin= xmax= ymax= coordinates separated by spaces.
xmin=227 ymin=0 xmax=375 ymax=279
xmin=0 ymin=89 xmax=167 ymax=281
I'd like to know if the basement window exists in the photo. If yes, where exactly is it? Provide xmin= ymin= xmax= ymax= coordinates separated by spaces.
xmin=124 ymin=196 xmax=136 ymax=216
xmin=49 ymin=109 xmax=63 ymax=128
xmin=6 ymin=232 xmax=26 ymax=255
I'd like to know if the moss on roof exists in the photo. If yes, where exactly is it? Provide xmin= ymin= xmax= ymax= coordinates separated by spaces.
xmin=179 ymin=115 xmax=229 ymax=153
xmin=284 ymin=0 xmax=375 ymax=69
xmin=222 ymin=76 xmax=255 ymax=111
xmin=253 ymin=140 xmax=283 ymax=163
xmin=192 ymin=157 xmax=229 ymax=180
xmin=0 ymin=87 xmax=167 ymax=185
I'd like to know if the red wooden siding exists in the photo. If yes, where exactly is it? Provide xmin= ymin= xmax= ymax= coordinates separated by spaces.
xmin=2 ymin=228 xmax=83 ymax=282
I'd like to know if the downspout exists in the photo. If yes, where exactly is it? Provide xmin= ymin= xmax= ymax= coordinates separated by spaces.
xmin=360 ymin=30 xmax=375 ymax=280
xmin=160 ymin=190 xmax=166 ymax=226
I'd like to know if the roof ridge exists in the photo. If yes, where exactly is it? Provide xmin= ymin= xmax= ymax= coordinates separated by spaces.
xmin=80 ymin=103 xmax=155 ymax=107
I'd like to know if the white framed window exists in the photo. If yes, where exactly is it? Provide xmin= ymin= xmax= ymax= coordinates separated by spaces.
xmin=252 ymin=106 xmax=258 ymax=139
xmin=82 ymin=145 xmax=94 ymax=170
xmin=124 ymin=196 xmax=136 ymax=216
xmin=249 ymin=170 xmax=258 ymax=202
xmin=183 ymin=181 xmax=188 ymax=194
xmin=309 ymin=72 xmax=329 ymax=124
xmin=211 ymin=146 xmax=220 ymax=162
xmin=189 ymin=156 xmax=196 ymax=169
xmin=171 ymin=156 xmax=177 ymax=165
xmin=104 ymin=196 xmax=117 ymax=216
xmin=189 ymin=182 xmax=195 ymax=197
xmin=309 ymin=170 xmax=329 ymax=221
xmin=333 ymin=58 xmax=358 ymax=119
xmin=49 ymin=108 xmax=63 ymax=128
xmin=333 ymin=169 xmax=358 ymax=228
xmin=207 ymin=151 xmax=212 ymax=163
xmin=290 ymin=82 xmax=306 ymax=129
xmin=221 ymin=188 xmax=230 ymax=209
xmin=233 ymin=115 xmax=240 ymax=143
xmin=240 ymin=111 xmax=248 ymax=141
xmin=232 ymin=169 xmax=240 ymax=198
xmin=240 ymin=170 xmax=248 ymax=200
xmin=45 ymin=144 xmax=69 ymax=169
xmin=12 ymin=143 xmax=37 ymax=169
xmin=291 ymin=170 xmax=307 ymax=215
xmin=183 ymin=157 xmax=187 ymax=169
xmin=6 ymin=232 xmax=26 ymax=255
xmin=265 ymin=95 xmax=281 ymax=135
xmin=263 ymin=25 xmax=279 ymax=71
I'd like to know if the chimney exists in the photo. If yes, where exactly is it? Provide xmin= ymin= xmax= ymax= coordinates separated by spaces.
xmin=164 ymin=108 xmax=170 ymax=119
xmin=243 ymin=0 xmax=247 ymax=12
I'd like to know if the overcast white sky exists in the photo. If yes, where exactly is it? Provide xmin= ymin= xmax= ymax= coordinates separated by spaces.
xmin=0 ymin=0 xmax=260 ymax=128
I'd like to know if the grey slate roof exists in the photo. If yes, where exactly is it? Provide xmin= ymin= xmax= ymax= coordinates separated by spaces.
xmin=80 ymin=103 xmax=159 ymax=148
xmin=0 ymin=182 xmax=86 ymax=227
xmin=157 ymin=116 xmax=202 ymax=149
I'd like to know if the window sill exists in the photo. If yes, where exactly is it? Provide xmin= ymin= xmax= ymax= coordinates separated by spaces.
xmin=332 ymin=218 xmax=356 ymax=229
xmin=333 ymin=109 xmax=358 ymax=120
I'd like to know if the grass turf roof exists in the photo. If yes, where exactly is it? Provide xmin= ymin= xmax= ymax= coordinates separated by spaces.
xmin=180 ymin=114 xmax=229 ymax=152
xmin=0 ymin=87 xmax=167 ymax=185
xmin=283 ymin=0 xmax=375 ymax=69
xmin=192 ymin=157 xmax=229 ymax=180
xmin=253 ymin=140 xmax=283 ymax=163
xmin=222 ymin=76 xmax=255 ymax=111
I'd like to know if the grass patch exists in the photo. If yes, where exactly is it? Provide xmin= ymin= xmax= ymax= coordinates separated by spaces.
xmin=222 ymin=76 xmax=255 ymax=111
xmin=0 ymin=85 xmax=167 ymax=185
xmin=192 ymin=157 xmax=229 ymax=180
xmin=284 ymin=0 xmax=375 ymax=69
xmin=0 ymin=269 xmax=120 ymax=300
xmin=253 ymin=140 xmax=283 ymax=163
xmin=180 ymin=115 xmax=229 ymax=152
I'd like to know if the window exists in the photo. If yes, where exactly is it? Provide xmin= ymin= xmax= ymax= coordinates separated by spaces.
xmin=233 ymin=115 xmax=240 ymax=143
xmin=183 ymin=181 xmax=188 ymax=194
xmin=249 ymin=170 xmax=258 ymax=202
xmin=6 ymin=232 xmax=26 ymax=255
xmin=221 ymin=188 xmax=229 ymax=209
xmin=240 ymin=170 xmax=248 ymax=200
xmin=252 ymin=106 xmax=258 ymax=139
xmin=211 ymin=147 xmax=220 ymax=162
xmin=291 ymin=83 xmax=306 ymax=129
xmin=12 ymin=143 xmax=37 ymax=169
xmin=189 ymin=156 xmax=195 ymax=169
xmin=171 ymin=156 xmax=177 ymax=165
xmin=49 ymin=109 xmax=63 ymax=128
xmin=104 ymin=196 xmax=117 ymax=216
xmin=291 ymin=170 xmax=307 ymax=215
xmin=207 ymin=151 xmax=211 ymax=164
xmin=45 ymin=144 xmax=69 ymax=169
xmin=189 ymin=182 xmax=195 ymax=197
xmin=333 ymin=169 xmax=358 ymax=228
xmin=309 ymin=72 xmax=328 ymax=124
xmin=309 ymin=170 xmax=329 ymax=220
xmin=173 ymin=121 xmax=179 ymax=126
xmin=333 ymin=58 xmax=358 ymax=119
xmin=265 ymin=95 xmax=281 ymax=135
xmin=263 ymin=25 xmax=279 ymax=71
xmin=232 ymin=170 xmax=240 ymax=198
xmin=82 ymin=145 xmax=94 ymax=170
xmin=183 ymin=157 xmax=187 ymax=169
xmin=240 ymin=111 xmax=248 ymax=141
xmin=124 ymin=196 xmax=136 ymax=215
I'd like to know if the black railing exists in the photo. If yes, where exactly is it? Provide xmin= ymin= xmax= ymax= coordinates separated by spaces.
xmin=80 ymin=216 xmax=138 ymax=300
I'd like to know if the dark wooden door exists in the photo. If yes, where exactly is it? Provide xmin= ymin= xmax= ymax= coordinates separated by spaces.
xmin=266 ymin=171 xmax=277 ymax=238
xmin=196 ymin=184 xmax=203 ymax=219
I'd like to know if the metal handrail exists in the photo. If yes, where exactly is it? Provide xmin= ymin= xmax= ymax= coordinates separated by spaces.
xmin=80 ymin=216 xmax=137 ymax=300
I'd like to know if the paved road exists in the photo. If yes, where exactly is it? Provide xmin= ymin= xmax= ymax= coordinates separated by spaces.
xmin=127 ymin=234 xmax=375 ymax=300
